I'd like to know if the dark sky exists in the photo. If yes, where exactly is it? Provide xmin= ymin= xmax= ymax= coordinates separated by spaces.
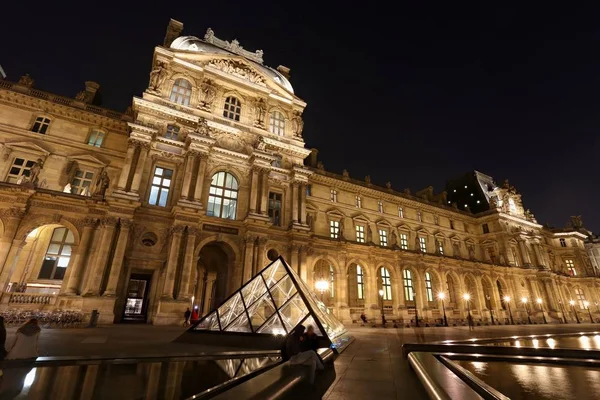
xmin=2 ymin=2 xmax=599 ymax=232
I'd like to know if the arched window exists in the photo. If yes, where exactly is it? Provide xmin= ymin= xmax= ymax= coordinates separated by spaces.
xmin=170 ymin=79 xmax=192 ymax=106
xmin=356 ymin=265 xmax=364 ymax=300
xmin=39 ymin=227 xmax=75 ymax=280
xmin=425 ymin=272 xmax=434 ymax=302
xmin=574 ymin=287 xmax=586 ymax=309
xmin=269 ymin=111 xmax=285 ymax=135
xmin=329 ymin=265 xmax=335 ymax=298
xmin=223 ymin=96 xmax=242 ymax=121
xmin=403 ymin=269 xmax=414 ymax=301
xmin=381 ymin=267 xmax=392 ymax=300
xmin=207 ymin=172 xmax=238 ymax=220
xmin=446 ymin=275 xmax=457 ymax=303
xmin=31 ymin=116 xmax=51 ymax=134
xmin=497 ymin=280 xmax=506 ymax=309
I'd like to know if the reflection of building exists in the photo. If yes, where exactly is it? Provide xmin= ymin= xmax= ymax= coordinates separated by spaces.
xmin=0 ymin=19 xmax=597 ymax=325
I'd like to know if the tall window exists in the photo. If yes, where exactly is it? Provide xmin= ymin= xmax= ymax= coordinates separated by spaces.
xmin=329 ymin=220 xmax=340 ymax=239
xmin=207 ymin=172 xmax=238 ymax=219
xmin=223 ymin=96 xmax=241 ymax=121
xmin=306 ymin=185 xmax=312 ymax=196
xmin=87 ymin=129 xmax=105 ymax=147
xmin=329 ymin=265 xmax=335 ymax=298
xmin=574 ymin=287 xmax=586 ymax=309
xmin=417 ymin=211 xmax=422 ymax=222
xmin=381 ymin=267 xmax=392 ymax=300
xmin=31 ymin=117 xmax=51 ymax=134
xmin=148 ymin=167 xmax=173 ymax=207
xmin=357 ymin=265 xmax=364 ymax=300
xmin=566 ymin=259 xmax=576 ymax=276
xmin=355 ymin=225 xmax=365 ymax=243
xmin=356 ymin=195 xmax=362 ymax=208
xmin=425 ymin=272 xmax=434 ymax=302
xmin=71 ymin=169 xmax=94 ymax=195
xmin=398 ymin=207 xmax=404 ymax=218
xmin=437 ymin=240 xmax=444 ymax=255
xmin=269 ymin=111 xmax=285 ymax=135
xmin=165 ymin=124 xmax=180 ymax=140
xmin=378 ymin=201 xmax=384 ymax=213
xmin=170 ymin=79 xmax=192 ymax=106
xmin=330 ymin=189 xmax=337 ymax=202
xmin=560 ymin=238 xmax=567 ymax=247
xmin=39 ymin=227 xmax=74 ymax=280
xmin=418 ymin=237 xmax=427 ymax=253
xmin=6 ymin=158 xmax=35 ymax=183
xmin=379 ymin=229 xmax=388 ymax=247
xmin=403 ymin=269 xmax=414 ymax=301
xmin=400 ymin=233 xmax=408 ymax=250
xmin=497 ymin=280 xmax=506 ymax=310
xmin=268 ymin=192 xmax=282 ymax=226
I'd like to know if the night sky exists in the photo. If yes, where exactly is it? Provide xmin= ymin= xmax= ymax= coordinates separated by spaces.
xmin=2 ymin=3 xmax=599 ymax=232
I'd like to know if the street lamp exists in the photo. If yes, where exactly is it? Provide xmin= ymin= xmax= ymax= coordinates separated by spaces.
xmin=569 ymin=300 xmax=581 ymax=324
xmin=486 ymin=294 xmax=495 ymax=325
xmin=379 ymin=289 xmax=385 ymax=327
xmin=537 ymin=298 xmax=547 ymax=324
xmin=521 ymin=297 xmax=532 ymax=324
xmin=438 ymin=292 xmax=448 ymax=327
xmin=315 ymin=279 xmax=329 ymax=303
xmin=504 ymin=296 xmax=514 ymax=325
xmin=584 ymin=301 xmax=593 ymax=323
xmin=463 ymin=293 xmax=472 ymax=322
xmin=558 ymin=299 xmax=568 ymax=324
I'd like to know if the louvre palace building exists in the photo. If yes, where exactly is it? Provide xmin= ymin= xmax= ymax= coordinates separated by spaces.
xmin=0 ymin=19 xmax=596 ymax=325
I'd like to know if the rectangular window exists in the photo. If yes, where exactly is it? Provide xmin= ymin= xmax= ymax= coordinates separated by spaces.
xmin=450 ymin=220 xmax=455 ymax=229
xmin=39 ymin=227 xmax=74 ymax=280
xmin=417 ymin=211 xmax=422 ymax=222
xmin=379 ymin=229 xmax=388 ymax=246
xmin=330 ymin=189 xmax=337 ymax=202
xmin=356 ymin=196 xmax=362 ymax=208
xmin=378 ymin=201 xmax=384 ymax=213
xmin=482 ymin=223 xmax=490 ymax=234
xmin=305 ymin=184 xmax=311 ymax=196
xmin=329 ymin=220 xmax=340 ymax=239
xmin=566 ymin=259 xmax=576 ymax=276
xmin=357 ymin=265 xmax=364 ymax=300
xmin=400 ymin=233 xmax=408 ymax=250
xmin=575 ymin=287 xmax=586 ymax=309
xmin=268 ymin=192 xmax=282 ymax=226
xmin=381 ymin=268 xmax=392 ymax=300
xmin=87 ymin=129 xmax=105 ymax=147
xmin=398 ymin=207 xmax=404 ymax=218
xmin=355 ymin=225 xmax=365 ymax=243
xmin=437 ymin=240 xmax=444 ymax=255
xmin=6 ymin=158 xmax=36 ymax=183
xmin=419 ymin=237 xmax=427 ymax=253
xmin=403 ymin=269 xmax=414 ymax=301
xmin=71 ymin=169 xmax=94 ymax=195
xmin=560 ymin=238 xmax=567 ymax=247
xmin=148 ymin=167 xmax=172 ymax=207
xmin=165 ymin=125 xmax=180 ymax=140
xmin=425 ymin=272 xmax=434 ymax=302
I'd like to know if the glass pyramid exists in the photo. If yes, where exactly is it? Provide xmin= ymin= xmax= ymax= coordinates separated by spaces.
xmin=189 ymin=257 xmax=352 ymax=353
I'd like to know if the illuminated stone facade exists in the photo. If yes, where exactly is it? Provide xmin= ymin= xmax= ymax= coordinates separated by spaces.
xmin=0 ymin=20 xmax=597 ymax=325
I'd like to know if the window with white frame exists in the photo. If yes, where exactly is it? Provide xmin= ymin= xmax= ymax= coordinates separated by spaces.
xmin=269 ymin=111 xmax=285 ymax=135
xmin=403 ymin=269 xmax=414 ymax=301
xmin=223 ymin=96 xmax=242 ymax=121
xmin=575 ymin=287 xmax=586 ymax=309
xmin=329 ymin=265 xmax=335 ymax=298
xmin=437 ymin=240 xmax=444 ymax=255
xmin=560 ymin=238 xmax=567 ymax=247
xmin=357 ymin=265 xmax=364 ymax=300
xmin=356 ymin=195 xmax=362 ymax=208
xmin=329 ymin=220 xmax=340 ymax=239
xmin=71 ymin=169 xmax=94 ymax=195
xmin=566 ymin=259 xmax=576 ymax=276
xmin=381 ymin=267 xmax=392 ymax=300
xmin=400 ymin=233 xmax=409 ymax=250
xmin=165 ymin=124 xmax=180 ymax=140
xmin=355 ymin=225 xmax=365 ymax=243
xmin=417 ymin=210 xmax=422 ymax=222
xmin=6 ymin=157 xmax=36 ymax=183
xmin=207 ymin=172 xmax=238 ymax=219
xmin=148 ymin=167 xmax=173 ymax=207
xmin=398 ymin=207 xmax=404 ymax=218
xmin=419 ymin=236 xmax=427 ymax=253
xmin=170 ymin=79 xmax=192 ymax=106
xmin=379 ymin=229 xmax=388 ymax=246
xmin=87 ymin=129 xmax=105 ymax=147
xmin=31 ymin=117 xmax=51 ymax=134
xmin=425 ymin=272 xmax=434 ymax=302
xmin=330 ymin=189 xmax=337 ymax=202
xmin=39 ymin=227 xmax=75 ymax=280
xmin=378 ymin=201 xmax=384 ymax=213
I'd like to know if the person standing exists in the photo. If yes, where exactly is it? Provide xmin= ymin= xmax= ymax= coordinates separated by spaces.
xmin=467 ymin=314 xmax=474 ymax=331
xmin=183 ymin=308 xmax=191 ymax=326
xmin=6 ymin=319 xmax=40 ymax=360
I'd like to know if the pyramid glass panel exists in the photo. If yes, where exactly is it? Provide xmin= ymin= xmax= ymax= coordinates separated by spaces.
xmin=218 ymin=292 xmax=246 ymax=328
xmin=269 ymin=275 xmax=297 ymax=307
xmin=223 ymin=312 xmax=252 ymax=333
xmin=215 ymin=359 xmax=241 ymax=378
xmin=246 ymin=290 xmax=277 ymax=331
xmin=261 ymin=259 xmax=287 ymax=288
xmin=194 ymin=311 xmax=221 ymax=331
xmin=241 ymin=275 xmax=268 ymax=307
xmin=301 ymin=315 xmax=324 ymax=336
xmin=278 ymin=293 xmax=309 ymax=333
xmin=257 ymin=312 xmax=287 ymax=335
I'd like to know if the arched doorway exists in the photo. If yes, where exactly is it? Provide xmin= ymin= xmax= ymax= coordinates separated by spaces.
xmin=195 ymin=242 xmax=233 ymax=315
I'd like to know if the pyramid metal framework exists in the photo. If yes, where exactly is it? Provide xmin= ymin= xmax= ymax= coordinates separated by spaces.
xmin=190 ymin=257 xmax=351 ymax=352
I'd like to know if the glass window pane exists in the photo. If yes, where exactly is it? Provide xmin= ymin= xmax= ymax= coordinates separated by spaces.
xmin=65 ymin=230 xmax=75 ymax=243
xmin=61 ymin=245 xmax=72 ymax=256
xmin=47 ymin=244 xmax=61 ymax=255
xmin=57 ymin=257 xmax=70 ymax=268
xmin=158 ymin=189 xmax=169 ymax=207
xmin=52 ymin=228 xmax=66 ymax=241
xmin=149 ymin=186 xmax=159 ymax=205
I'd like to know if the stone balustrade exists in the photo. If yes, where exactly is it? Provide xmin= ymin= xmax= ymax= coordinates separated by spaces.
xmin=3 ymin=292 xmax=57 ymax=305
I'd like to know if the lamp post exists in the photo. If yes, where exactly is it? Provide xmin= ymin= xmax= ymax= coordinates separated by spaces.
xmin=569 ymin=300 xmax=581 ymax=324
xmin=521 ymin=297 xmax=532 ymax=324
xmin=537 ymin=298 xmax=547 ymax=324
xmin=315 ymin=279 xmax=329 ymax=303
xmin=558 ymin=299 xmax=568 ymax=324
xmin=504 ymin=296 xmax=514 ymax=325
xmin=486 ymin=294 xmax=495 ymax=325
xmin=438 ymin=292 xmax=448 ymax=327
xmin=584 ymin=301 xmax=593 ymax=323
xmin=379 ymin=289 xmax=385 ymax=327
xmin=413 ymin=292 xmax=420 ymax=327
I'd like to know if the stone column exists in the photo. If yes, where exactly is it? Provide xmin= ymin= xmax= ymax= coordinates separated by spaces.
xmin=254 ymin=237 xmax=267 ymax=274
xmin=104 ymin=220 xmax=132 ymax=296
xmin=249 ymin=168 xmax=259 ymax=214
xmin=180 ymin=153 xmax=195 ymax=200
xmin=203 ymin=272 xmax=217 ymax=314
xmin=130 ymin=143 xmax=150 ymax=194
xmin=117 ymin=141 xmax=137 ymax=190
xmin=193 ymin=155 xmax=207 ymax=204
xmin=162 ymin=225 xmax=184 ymax=299
xmin=0 ymin=240 xmax=25 ymax=292
xmin=0 ymin=209 xmax=24 ymax=283
xmin=299 ymin=245 xmax=309 ymax=282
xmin=291 ymin=183 xmax=299 ymax=224
xmin=367 ymin=269 xmax=379 ymax=317
xmin=474 ymin=278 xmax=486 ymax=316
xmin=518 ymin=240 xmax=531 ymax=265
xmin=64 ymin=218 xmax=96 ymax=295
xmin=260 ymin=169 xmax=269 ymax=215
xmin=83 ymin=218 xmax=117 ymax=296
xmin=243 ymin=235 xmax=256 ymax=283
xmin=289 ymin=244 xmax=299 ymax=274
xmin=194 ymin=266 xmax=205 ymax=308
xmin=178 ymin=227 xmax=198 ymax=300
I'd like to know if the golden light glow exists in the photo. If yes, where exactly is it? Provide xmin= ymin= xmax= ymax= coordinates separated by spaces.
xmin=569 ymin=300 xmax=575 ymax=306
xmin=503 ymin=296 xmax=511 ymax=303
xmin=521 ymin=297 xmax=528 ymax=304
xmin=437 ymin=292 xmax=446 ymax=300
xmin=463 ymin=293 xmax=471 ymax=301
xmin=584 ymin=301 xmax=590 ymax=308
xmin=378 ymin=289 xmax=384 ymax=296
xmin=315 ymin=280 xmax=329 ymax=293
xmin=536 ymin=298 xmax=542 ymax=304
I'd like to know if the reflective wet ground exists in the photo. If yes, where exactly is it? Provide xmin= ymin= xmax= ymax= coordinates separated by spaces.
xmin=487 ymin=332 xmax=600 ymax=349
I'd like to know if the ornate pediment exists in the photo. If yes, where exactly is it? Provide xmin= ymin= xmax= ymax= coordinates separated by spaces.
xmin=397 ymin=223 xmax=412 ymax=232
xmin=351 ymin=213 xmax=370 ymax=224
xmin=68 ymin=153 xmax=109 ymax=167
xmin=206 ymin=59 xmax=267 ymax=87
xmin=326 ymin=208 xmax=346 ymax=219
xmin=3 ymin=140 xmax=52 ymax=158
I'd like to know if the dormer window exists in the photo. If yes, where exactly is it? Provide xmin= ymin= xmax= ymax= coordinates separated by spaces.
xmin=165 ymin=124 xmax=180 ymax=140
xmin=31 ymin=117 xmax=51 ymax=134
xmin=223 ymin=96 xmax=241 ymax=121
xmin=87 ymin=129 xmax=105 ymax=147
xmin=269 ymin=111 xmax=285 ymax=135
xmin=170 ymin=79 xmax=192 ymax=106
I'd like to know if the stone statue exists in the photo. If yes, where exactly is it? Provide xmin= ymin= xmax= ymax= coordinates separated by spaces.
xmin=254 ymin=98 xmax=266 ymax=126
xmin=291 ymin=111 xmax=304 ymax=138
xmin=415 ymin=236 xmax=422 ymax=252
xmin=365 ymin=175 xmax=371 ymax=184
xmin=452 ymin=242 xmax=461 ymax=258
xmin=403 ymin=188 xmax=411 ymax=195
xmin=386 ymin=181 xmax=392 ymax=189
xmin=29 ymin=159 xmax=43 ymax=186
xmin=254 ymin=136 xmax=267 ymax=151
xmin=199 ymin=80 xmax=217 ymax=109
xmin=94 ymin=171 xmax=110 ymax=198
xmin=16 ymin=175 xmax=25 ymax=185
xmin=468 ymin=245 xmax=475 ymax=260
xmin=18 ymin=74 xmax=34 ymax=88
xmin=569 ymin=215 xmax=584 ymax=229
xmin=390 ymin=231 xmax=397 ymax=247
xmin=204 ymin=28 xmax=215 ymax=42
xmin=548 ymin=250 xmax=556 ymax=268
xmin=338 ymin=220 xmax=345 ymax=240
xmin=316 ymin=161 xmax=324 ymax=170
xmin=149 ymin=62 xmax=168 ymax=92
xmin=196 ymin=118 xmax=211 ymax=136
xmin=342 ymin=169 xmax=349 ymax=178
xmin=63 ymin=183 xmax=72 ymax=193
xmin=367 ymin=225 xmax=373 ymax=243
xmin=489 ymin=197 xmax=498 ymax=208
xmin=81 ymin=186 xmax=90 ymax=197
xmin=499 ymin=251 xmax=507 ymax=265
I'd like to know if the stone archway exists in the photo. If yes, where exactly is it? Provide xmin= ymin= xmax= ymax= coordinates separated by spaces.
xmin=195 ymin=241 xmax=236 ymax=314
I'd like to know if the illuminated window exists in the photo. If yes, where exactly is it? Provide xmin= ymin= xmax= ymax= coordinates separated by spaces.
xmin=425 ymin=272 xmax=434 ymax=302
xmin=356 ymin=195 xmax=362 ymax=208
xmin=575 ymin=287 xmax=586 ymax=309
xmin=6 ymin=157 xmax=35 ymax=183
xmin=330 ymin=189 xmax=337 ymax=202
xmin=437 ymin=240 xmax=444 ymax=255
xmin=566 ymin=259 xmax=576 ymax=276
xmin=165 ymin=124 xmax=180 ymax=140
xmin=70 ymin=169 xmax=94 ymax=195
xmin=355 ymin=225 xmax=365 ymax=243
xmin=398 ymin=207 xmax=404 ymax=218
xmin=560 ymin=238 xmax=567 ymax=247
xmin=223 ymin=96 xmax=242 ymax=121
xmin=87 ymin=129 xmax=105 ymax=147
xmin=170 ymin=79 xmax=192 ymax=106
xmin=268 ymin=192 xmax=282 ymax=226
xmin=31 ymin=116 xmax=51 ymax=134
xmin=418 ymin=236 xmax=427 ymax=253
xmin=269 ymin=111 xmax=285 ymax=135
xmin=207 ymin=172 xmax=238 ymax=219
xmin=357 ymin=265 xmax=364 ymax=300
xmin=379 ymin=229 xmax=388 ymax=246
xmin=381 ymin=267 xmax=392 ymax=300
xmin=402 ymin=269 xmax=413 ymax=301
xmin=148 ymin=167 xmax=173 ymax=207
xmin=329 ymin=265 xmax=335 ymax=298
xmin=329 ymin=220 xmax=340 ymax=239
xmin=39 ymin=227 xmax=75 ymax=280
xmin=378 ymin=201 xmax=384 ymax=213
xmin=400 ymin=233 xmax=408 ymax=250
xmin=417 ymin=211 xmax=422 ymax=222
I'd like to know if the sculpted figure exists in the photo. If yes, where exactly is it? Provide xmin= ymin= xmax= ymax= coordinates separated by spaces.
xmin=367 ymin=225 xmax=373 ymax=243
xmin=63 ymin=183 xmax=72 ymax=193
xmin=199 ymin=80 xmax=217 ymax=109
xmin=386 ymin=181 xmax=392 ymax=189
xmin=365 ymin=175 xmax=371 ymax=184
xmin=291 ymin=111 xmax=304 ymax=137
xmin=468 ymin=245 xmax=475 ymax=260
xmin=18 ymin=74 xmax=34 ymax=88
xmin=95 ymin=171 xmax=110 ymax=198
xmin=254 ymin=98 xmax=266 ymax=126
xmin=342 ymin=169 xmax=349 ymax=178
xmin=149 ymin=62 xmax=168 ymax=91
xmin=29 ymin=159 xmax=43 ymax=186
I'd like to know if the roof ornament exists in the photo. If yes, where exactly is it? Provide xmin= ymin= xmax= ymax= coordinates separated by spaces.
xmin=203 ymin=28 xmax=264 ymax=64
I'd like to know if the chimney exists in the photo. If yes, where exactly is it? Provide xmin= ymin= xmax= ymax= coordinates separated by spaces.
xmin=277 ymin=65 xmax=291 ymax=79
xmin=164 ymin=19 xmax=184 ymax=47
xmin=309 ymin=148 xmax=319 ymax=167
xmin=84 ymin=81 xmax=100 ymax=104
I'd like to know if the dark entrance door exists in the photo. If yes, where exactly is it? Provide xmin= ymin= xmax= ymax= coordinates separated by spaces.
xmin=122 ymin=273 xmax=152 ymax=322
